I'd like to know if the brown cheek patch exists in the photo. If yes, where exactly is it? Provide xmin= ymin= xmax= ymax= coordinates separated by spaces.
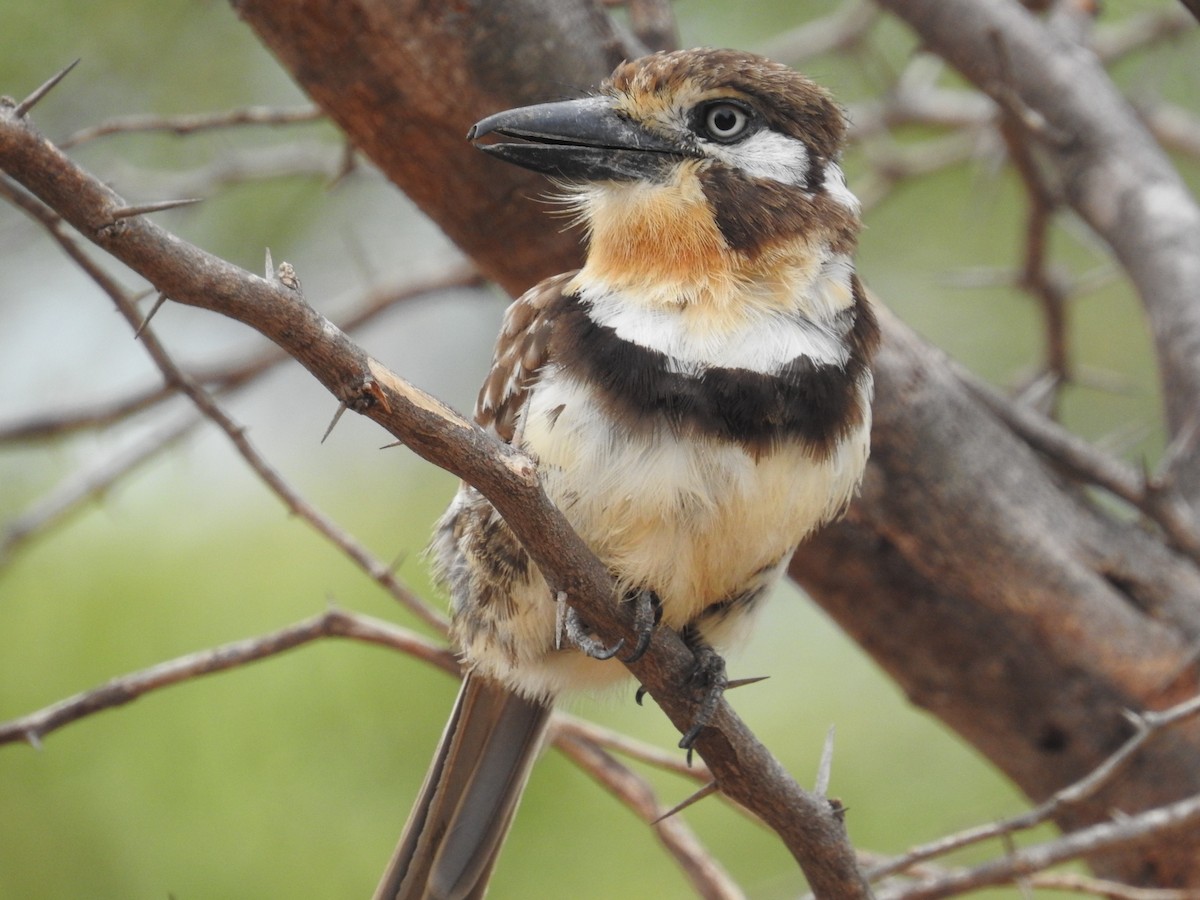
xmin=699 ymin=166 xmax=859 ymax=259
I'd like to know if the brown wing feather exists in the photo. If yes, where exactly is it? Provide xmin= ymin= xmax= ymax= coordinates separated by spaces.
xmin=475 ymin=271 xmax=576 ymax=444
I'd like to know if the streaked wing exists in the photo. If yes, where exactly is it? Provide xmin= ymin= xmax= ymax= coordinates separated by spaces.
xmin=475 ymin=271 xmax=576 ymax=444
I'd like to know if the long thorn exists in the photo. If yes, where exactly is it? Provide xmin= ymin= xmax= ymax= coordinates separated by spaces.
xmin=264 ymin=247 xmax=274 ymax=280
xmin=321 ymin=402 xmax=349 ymax=444
xmin=815 ymin=724 xmax=836 ymax=796
xmin=725 ymin=675 xmax=769 ymax=691
xmin=108 ymin=197 xmax=201 ymax=222
xmin=15 ymin=59 xmax=81 ymax=118
xmin=652 ymin=781 xmax=719 ymax=824
xmin=134 ymin=292 xmax=168 ymax=339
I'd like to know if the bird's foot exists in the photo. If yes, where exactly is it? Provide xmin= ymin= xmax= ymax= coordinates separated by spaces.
xmin=678 ymin=640 xmax=728 ymax=765
xmin=562 ymin=604 xmax=624 ymax=660
xmin=559 ymin=589 xmax=661 ymax=663
xmin=620 ymin=590 xmax=661 ymax=664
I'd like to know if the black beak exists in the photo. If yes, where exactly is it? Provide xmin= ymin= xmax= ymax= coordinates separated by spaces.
xmin=468 ymin=96 xmax=685 ymax=182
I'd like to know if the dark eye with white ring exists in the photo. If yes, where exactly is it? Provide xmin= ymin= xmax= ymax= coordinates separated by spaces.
xmin=700 ymin=102 xmax=752 ymax=143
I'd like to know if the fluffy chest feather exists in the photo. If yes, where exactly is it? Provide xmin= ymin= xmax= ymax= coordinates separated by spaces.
xmin=522 ymin=368 xmax=868 ymax=620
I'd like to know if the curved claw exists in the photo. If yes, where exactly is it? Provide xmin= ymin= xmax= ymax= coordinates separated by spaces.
xmin=564 ymin=605 xmax=625 ymax=660
xmin=620 ymin=590 xmax=660 ymax=664
xmin=678 ymin=640 xmax=728 ymax=763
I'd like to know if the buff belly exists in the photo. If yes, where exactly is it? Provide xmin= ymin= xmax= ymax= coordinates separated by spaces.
xmin=443 ymin=368 xmax=870 ymax=700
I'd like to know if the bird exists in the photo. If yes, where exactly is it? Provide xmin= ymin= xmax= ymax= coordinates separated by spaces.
xmin=375 ymin=47 xmax=879 ymax=900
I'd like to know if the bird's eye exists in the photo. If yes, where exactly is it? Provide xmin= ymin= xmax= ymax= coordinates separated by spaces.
xmin=701 ymin=102 xmax=751 ymax=143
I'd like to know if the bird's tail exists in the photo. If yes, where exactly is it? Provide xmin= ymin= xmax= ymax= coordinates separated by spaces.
xmin=374 ymin=673 xmax=554 ymax=900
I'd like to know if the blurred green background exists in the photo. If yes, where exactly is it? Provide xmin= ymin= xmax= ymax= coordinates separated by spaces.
xmin=1 ymin=1 xmax=1197 ymax=897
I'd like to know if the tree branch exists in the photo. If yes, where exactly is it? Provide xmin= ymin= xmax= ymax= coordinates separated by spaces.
xmin=868 ymin=693 xmax=1200 ymax=883
xmin=876 ymin=792 xmax=1200 ymax=900
xmin=554 ymin=728 xmax=745 ymax=900
xmin=875 ymin=0 xmax=1200 ymax=502
xmin=0 ymin=608 xmax=455 ymax=748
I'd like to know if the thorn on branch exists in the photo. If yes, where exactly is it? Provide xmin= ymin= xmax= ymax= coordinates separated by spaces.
xmin=106 ymin=197 xmax=202 ymax=224
xmin=1153 ymin=414 xmax=1200 ymax=493
xmin=653 ymin=781 xmax=719 ymax=824
xmin=260 ymin=248 xmax=301 ymax=294
xmin=134 ymin=292 xmax=169 ymax=340
xmin=110 ymin=196 xmax=201 ymax=222
xmin=14 ymin=59 xmax=81 ymax=118
xmin=555 ymin=590 xmax=567 ymax=651
xmin=724 ymin=675 xmax=770 ymax=691
xmin=321 ymin=402 xmax=349 ymax=444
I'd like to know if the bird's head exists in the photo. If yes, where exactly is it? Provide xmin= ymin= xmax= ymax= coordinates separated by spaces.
xmin=469 ymin=48 xmax=860 ymax=312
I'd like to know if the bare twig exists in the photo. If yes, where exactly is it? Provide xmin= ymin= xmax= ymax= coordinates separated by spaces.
xmin=868 ymin=693 xmax=1200 ymax=883
xmin=554 ymin=728 xmax=745 ymax=900
xmin=853 ymin=131 xmax=981 ymax=212
xmin=101 ymin=142 xmax=358 ymax=198
xmin=997 ymin=112 xmax=1071 ymax=411
xmin=757 ymin=0 xmax=880 ymax=64
xmin=552 ymin=714 xmax=711 ymax=782
xmin=1094 ymin=6 xmax=1197 ymax=61
xmin=0 ymin=608 xmax=456 ymax=748
xmin=960 ymin=366 xmax=1200 ymax=567
xmin=62 ymin=104 xmax=324 ymax=148
xmin=1029 ymin=872 xmax=1200 ymax=899
xmin=875 ymin=792 xmax=1200 ymax=900
xmin=0 ymin=410 xmax=202 ymax=566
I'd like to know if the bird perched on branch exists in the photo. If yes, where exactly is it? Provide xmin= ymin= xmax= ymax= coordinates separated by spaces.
xmin=376 ymin=47 xmax=878 ymax=900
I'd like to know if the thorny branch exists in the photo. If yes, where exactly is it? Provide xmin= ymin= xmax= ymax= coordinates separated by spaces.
xmin=874 ymin=792 xmax=1200 ymax=900
xmin=0 ymin=609 xmax=457 ymax=749
xmin=553 ymin=729 xmax=744 ymax=900
xmin=868 ymin=693 xmax=1200 ymax=884
xmin=0 ymin=174 xmax=449 ymax=630
xmin=62 ymin=104 xmax=324 ymax=148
